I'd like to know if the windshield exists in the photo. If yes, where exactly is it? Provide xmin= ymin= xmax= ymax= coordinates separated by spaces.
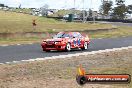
xmin=53 ymin=32 xmax=71 ymax=38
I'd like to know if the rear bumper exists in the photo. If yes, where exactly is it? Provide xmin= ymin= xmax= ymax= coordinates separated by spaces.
xmin=41 ymin=43 xmax=66 ymax=51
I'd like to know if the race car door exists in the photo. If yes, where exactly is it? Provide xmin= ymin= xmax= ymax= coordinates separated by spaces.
xmin=72 ymin=32 xmax=81 ymax=48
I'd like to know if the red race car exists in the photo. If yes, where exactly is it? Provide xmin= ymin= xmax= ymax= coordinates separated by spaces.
xmin=41 ymin=32 xmax=90 ymax=52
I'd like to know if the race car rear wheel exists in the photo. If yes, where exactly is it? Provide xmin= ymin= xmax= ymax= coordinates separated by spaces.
xmin=81 ymin=42 xmax=88 ymax=50
xmin=65 ymin=43 xmax=71 ymax=51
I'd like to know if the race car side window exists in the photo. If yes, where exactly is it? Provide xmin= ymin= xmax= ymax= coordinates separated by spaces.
xmin=68 ymin=34 xmax=73 ymax=38
xmin=78 ymin=33 xmax=83 ymax=38
xmin=73 ymin=32 xmax=78 ymax=38
xmin=72 ymin=32 xmax=82 ymax=38
xmin=63 ymin=33 xmax=71 ymax=38
xmin=54 ymin=33 xmax=64 ymax=38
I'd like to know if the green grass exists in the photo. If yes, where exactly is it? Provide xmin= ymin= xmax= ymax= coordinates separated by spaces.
xmin=0 ymin=25 xmax=132 ymax=44
xmin=0 ymin=10 xmax=132 ymax=44
xmin=0 ymin=10 xmax=113 ymax=33
xmin=90 ymin=26 xmax=132 ymax=38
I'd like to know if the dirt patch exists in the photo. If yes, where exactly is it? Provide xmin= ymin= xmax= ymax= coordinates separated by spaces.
xmin=0 ymin=49 xmax=132 ymax=88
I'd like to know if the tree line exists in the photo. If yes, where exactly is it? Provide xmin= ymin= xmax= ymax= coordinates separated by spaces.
xmin=99 ymin=0 xmax=132 ymax=19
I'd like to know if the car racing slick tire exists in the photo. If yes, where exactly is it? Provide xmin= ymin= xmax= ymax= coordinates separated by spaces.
xmin=65 ymin=43 xmax=71 ymax=52
xmin=81 ymin=42 xmax=88 ymax=50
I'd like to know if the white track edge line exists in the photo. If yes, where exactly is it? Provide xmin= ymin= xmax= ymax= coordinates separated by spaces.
xmin=1 ymin=46 xmax=132 ymax=64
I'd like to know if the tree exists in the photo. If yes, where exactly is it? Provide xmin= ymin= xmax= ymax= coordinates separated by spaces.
xmin=113 ymin=4 xmax=128 ymax=19
xmin=127 ymin=5 xmax=132 ymax=14
xmin=116 ymin=0 xmax=125 ymax=5
xmin=88 ymin=9 xmax=93 ymax=18
xmin=112 ymin=0 xmax=128 ymax=19
xmin=40 ymin=4 xmax=49 ymax=16
xmin=0 ymin=4 xmax=4 ymax=7
xmin=99 ymin=0 xmax=113 ymax=16
xmin=42 ymin=4 xmax=49 ymax=10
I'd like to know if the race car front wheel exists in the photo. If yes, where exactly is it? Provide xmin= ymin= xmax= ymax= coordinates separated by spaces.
xmin=81 ymin=42 xmax=88 ymax=50
xmin=65 ymin=43 xmax=71 ymax=51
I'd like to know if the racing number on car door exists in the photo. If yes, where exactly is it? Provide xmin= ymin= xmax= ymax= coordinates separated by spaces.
xmin=73 ymin=39 xmax=77 ymax=46
xmin=73 ymin=32 xmax=81 ymax=46
xmin=74 ymin=38 xmax=81 ymax=46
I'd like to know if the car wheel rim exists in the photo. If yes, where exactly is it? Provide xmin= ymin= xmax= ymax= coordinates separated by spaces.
xmin=84 ymin=42 xmax=88 ymax=50
xmin=67 ymin=43 xmax=71 ymax=51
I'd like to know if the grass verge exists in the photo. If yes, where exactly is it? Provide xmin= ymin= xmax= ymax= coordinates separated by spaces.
xmin=0 ymin=10 xmax=113 ymax=33
xmin=0 ymin=37 xmax=41 ymax=45
xmin=0 ymin=49 xmax=131 ymax=88
xmin=0 ymin=10 xmax=132 ymax=44
xmin=0 ymin=25 xmax=132 ymax=45
xmin=90 ymin=26 xmax=132 ymax=38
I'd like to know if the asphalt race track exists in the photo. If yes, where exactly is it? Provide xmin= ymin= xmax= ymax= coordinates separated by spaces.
xmin=0 ymin=37 xmax=132 ymax=63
